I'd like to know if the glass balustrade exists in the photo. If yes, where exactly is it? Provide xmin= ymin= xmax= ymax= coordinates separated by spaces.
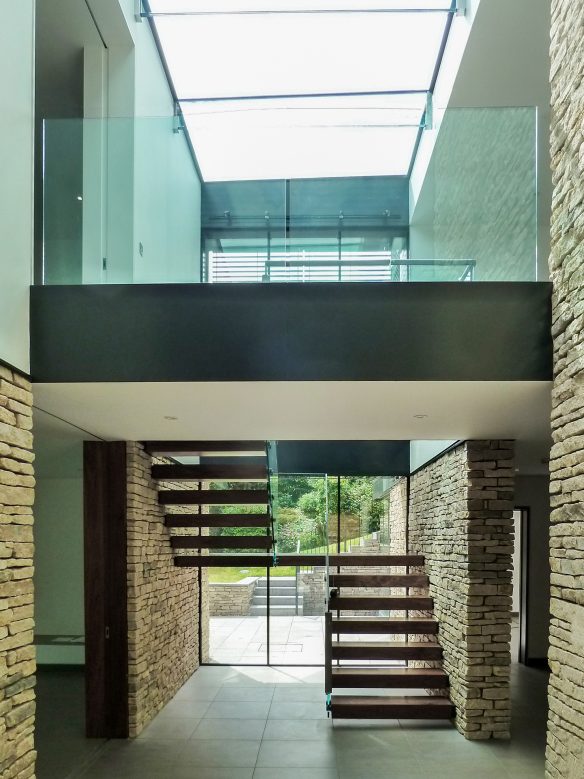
xmin=39 ymin=106 xmax=538 ymax=284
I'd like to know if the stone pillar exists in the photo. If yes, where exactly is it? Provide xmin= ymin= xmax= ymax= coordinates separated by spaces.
xmin=126 ymin=443 xmax=200 ymax=737
xmin=546 ymin=1 xmax=584 ymax=774
xmin=408 ymin=441 xmax=514 ymax=740
xmin=0 ymin=365 xmax=36 ymax=778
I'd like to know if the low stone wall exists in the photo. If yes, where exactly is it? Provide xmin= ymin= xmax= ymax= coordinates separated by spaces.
xmin=126 ymin=443 xmax=200 ymax=737
xmin=408 ymin=441 xmax=514 ymax=740
xmin=299 ymin=570 xmax=326 ymax=615
xmin=0 ymin=365 xmax=36 ymax=779
xmin=209 ymin=578 xmax=257 ymax=616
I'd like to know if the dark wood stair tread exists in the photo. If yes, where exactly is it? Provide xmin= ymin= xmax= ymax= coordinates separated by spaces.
xmin=166 ymin=514 xmax=270 ymax=528
xmin=152 ymin=463 xmax=267 ymax=481
xmin=330 ymin=695 xmax=453 ymax=719
xmin=331 ymin=641 xmax=443 ymax=660
xmin=331 ymin=668 xmax=449 ymax=688
xmin=329 ymin=574 xmax=429 ymax=588
xmin=159 ymin=489 xmax=269 ymax=505
xmin=145 ymin=441 xmax=266 ymax=456
xmin=173 ymin=553 xmax=421 ymax=568
xmin=331 ymin=617 xmax=438 ymax=634
xmin=329 ymin=554 xmax=424 ymax=567
xmin=172 ymin=536 xmax=272 ymax=550
xmin=330 ymin=596 xmax=433 ymax=610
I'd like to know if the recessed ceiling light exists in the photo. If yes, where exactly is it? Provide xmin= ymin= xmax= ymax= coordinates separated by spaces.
xmin=76 ymin=195 xmax=83 ymax=201
xmin=164 ymin=415 xmax=178 ymax=421
xmin=413 ymin=414 xmax=428 ymax=419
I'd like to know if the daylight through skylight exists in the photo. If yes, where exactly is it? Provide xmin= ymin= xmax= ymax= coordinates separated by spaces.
xmin=147 ymin=1 xmax=453 ymax=180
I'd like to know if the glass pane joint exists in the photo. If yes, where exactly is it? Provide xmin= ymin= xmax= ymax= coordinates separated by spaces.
xmin=423 ymin=92 xmax=433 ymax=130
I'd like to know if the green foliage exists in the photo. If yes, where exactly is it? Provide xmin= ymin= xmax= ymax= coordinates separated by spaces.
xmin=205 ymin=475 xmax=384 ymax=547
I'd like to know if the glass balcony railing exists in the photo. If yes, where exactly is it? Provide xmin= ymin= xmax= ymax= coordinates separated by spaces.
xmin=38 ymin=107 xmax=537 ymax=285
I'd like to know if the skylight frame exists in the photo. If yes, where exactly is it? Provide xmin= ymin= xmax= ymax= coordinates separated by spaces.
xmin=144 ymin=0 xmax=455 ymax=180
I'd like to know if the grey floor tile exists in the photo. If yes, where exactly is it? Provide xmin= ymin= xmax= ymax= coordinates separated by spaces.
xmin=159 ymin=699 xmax=213 ymax=719
xmin=171 ymin=684 xmax=222 ymax=701
xmin=263 ymin=718 xmax=333 ymax=740
xmin=204 ymin=700 xmax=271 ymax=719
xmin=173 ymin=767 xmax=254 ymax=779
xmin=191 ymin=718 xmax=267 ymax=740
xmin=256 ymin=739 xmax=337 ymax=768
xmin=254 ymin=769 xmax=338 ymax=779
xmin=272 ymin=684 xmax=325 ymax=702
xmin=339 ymin=764 xmax=427 ymax=779
xmin=214 ymin=685 xmax=275 ymax=702
xmin=138 ymin=716 xmax=201 ymax=740
xmin=179 ymin=739 xmax=261 ymax=767
xmin=268 ymin=701 xmax=328 ymax=719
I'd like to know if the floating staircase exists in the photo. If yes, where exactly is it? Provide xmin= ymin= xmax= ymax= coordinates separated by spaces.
xmin=250 ymin=577 xmax=303 ymax=616
xmin=145 ymin=440 xmax=274 ymax=556
xmin=325 ymin=555 xmax=454 ymax=722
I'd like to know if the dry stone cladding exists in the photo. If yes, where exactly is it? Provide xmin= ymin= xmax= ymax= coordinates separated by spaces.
xmin=0 ymin=365 xmax=36 ymax=779
xmin=546 ymin=1 xmax=584 ymax=774
xmin=409 ymin=441 xmax=514 ymax=740
xmin=387 ymin=478 xmax=409 ymax=637
xmin=431 ymin=108 xmax=536 ymax=281
xmin=209 ymin=578 xmax=256 ymax=616
xmin=126 ymin=443 xmax=201 ymax=737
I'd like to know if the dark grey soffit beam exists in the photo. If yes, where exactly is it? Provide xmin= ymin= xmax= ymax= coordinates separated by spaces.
xmin=275 ymin=441 xmax=410 ymax=477
xmin=30 ymin=282 xmax=552 ymax=383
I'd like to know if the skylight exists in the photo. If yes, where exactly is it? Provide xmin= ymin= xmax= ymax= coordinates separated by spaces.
xmin=146 ymin=1 xmax=452 ymax=180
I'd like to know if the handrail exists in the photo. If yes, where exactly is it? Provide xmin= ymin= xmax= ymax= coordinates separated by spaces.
xmin=209 ymin=252 xmax=476 ymax=283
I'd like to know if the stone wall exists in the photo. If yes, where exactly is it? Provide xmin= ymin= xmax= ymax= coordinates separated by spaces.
xmin=546 ymin=0 xmax=584 ymax=774
xmin=420 ymin=107 xmax=537 ymax=281
xmin=126 ymin=443 xmax=200 ymax=737
xmin=409 ymin=441 xmax=514 ymax=740
xmin=209 ymin=579 xmax=257 ymax=616
xmin=388 ymin=478 xmax=408 ymax=556
xmin=0 ymin=365 xmax=36 ymax=778
xmin=299 ymin=570 xmax=326 ymax=616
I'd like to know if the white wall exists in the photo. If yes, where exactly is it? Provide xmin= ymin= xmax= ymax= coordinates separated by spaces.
xmin=0 ymin=1 xmax=35 ymax=372
xmin=34 ymin=439 xmax=85 ymax=665
xmin=88 ymin=0 xmax=202 ymax=283
xmin=410 ymin=0 xmax=551 ymax=282
xmin=515 ymin=474 xmax=550 ymax=661
xmin=410 ymin=440 xmax=457 ymax=473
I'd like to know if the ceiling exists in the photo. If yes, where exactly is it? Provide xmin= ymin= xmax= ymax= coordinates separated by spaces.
xmin=146 ymin=0 xmax=453 ymax=180
xmin=33 ymin=379 xmax=551 ymax=473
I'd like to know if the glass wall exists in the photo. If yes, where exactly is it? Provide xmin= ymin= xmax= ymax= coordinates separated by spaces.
xmin=40 ymin=107 xmax=537 ymax=284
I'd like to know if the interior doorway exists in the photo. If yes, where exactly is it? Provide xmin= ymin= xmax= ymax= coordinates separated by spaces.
xmin=513 ymin=507 xmax=529 ymax=664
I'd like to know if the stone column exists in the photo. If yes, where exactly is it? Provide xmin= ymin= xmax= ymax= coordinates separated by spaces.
xmin=408 ymin=441 xmax=514 ymax=740
xmin=545 ymin=0 xmax=584 ymax=774
xmin=0 ymin=365 xmax=36 ymax=778
xmin=126 ymin=443 xmax=200 ymax=737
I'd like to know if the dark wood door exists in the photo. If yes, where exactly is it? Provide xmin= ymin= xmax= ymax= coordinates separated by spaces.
xmin=84 ymin=441 xmax=129 ymax=738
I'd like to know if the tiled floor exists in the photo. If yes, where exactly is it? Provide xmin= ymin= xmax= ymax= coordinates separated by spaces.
xmin=35 ymin=668 xmax=106 ymax=779
xmin=37 ymin=662 xmax=548 ymax=779
xmin=209 ymin=616 xmax=326 ymax=664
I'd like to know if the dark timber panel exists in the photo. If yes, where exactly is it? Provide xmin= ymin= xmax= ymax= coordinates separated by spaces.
xmin=152 ymin=463 xmax=267 ymax=481
xmin=158 ymin=489 xmax=269 ymax=505
xmin=84 ymin=441 xmax=129 ymax=738
xmin=30 ymin=282 xmax=552 ymax=382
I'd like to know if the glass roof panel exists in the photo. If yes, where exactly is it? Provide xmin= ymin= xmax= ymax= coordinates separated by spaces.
xmin=154 ymin=10 xmax=449 ymax=98
xmin=149 ymin=3 xmax=451 ymax=180
xmin=148 ymin=1 xmax=452 ymax=13
xmin=181 ymin=94 xmax=424 ymax=180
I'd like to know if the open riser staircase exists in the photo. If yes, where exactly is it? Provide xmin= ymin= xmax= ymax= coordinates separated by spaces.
xmin=144 ymin=440 xmax=274 ymax=556
xmin=325 ymin=554 xmax=454 ymax=721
